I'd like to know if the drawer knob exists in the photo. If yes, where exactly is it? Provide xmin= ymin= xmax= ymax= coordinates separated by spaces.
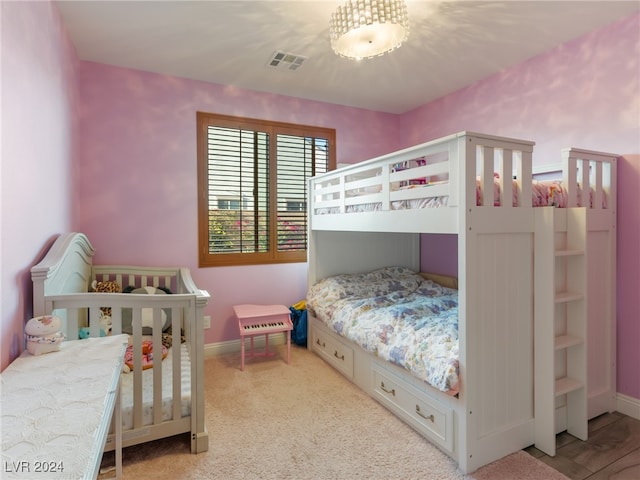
xmin=380 ymin=381 xmax=396 ymax=396
xmin=416 ymin=405 xmax=435 ymax=422
xmin=334 ymin=350 xmax=344 ymax=361
xmin=316 ymin=338 xmax=326 ymax=348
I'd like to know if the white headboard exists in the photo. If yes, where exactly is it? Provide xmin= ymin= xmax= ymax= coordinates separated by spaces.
xmin=31 ymin=233 xmax=95 ymax=317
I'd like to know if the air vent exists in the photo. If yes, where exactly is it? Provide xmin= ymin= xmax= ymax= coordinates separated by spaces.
xmin=266 ymin=51 xmax=307 ymax=71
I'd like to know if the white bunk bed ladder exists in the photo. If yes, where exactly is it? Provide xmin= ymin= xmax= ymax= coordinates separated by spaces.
xmin=534 ymin=207 xmax=588 ymax=456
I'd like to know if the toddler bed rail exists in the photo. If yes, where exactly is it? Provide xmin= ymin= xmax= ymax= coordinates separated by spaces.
xmin=31 ymin=233 xmax=210 ymax=454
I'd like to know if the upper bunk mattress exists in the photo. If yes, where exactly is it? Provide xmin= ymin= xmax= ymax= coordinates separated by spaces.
xmin=306 ymin=267 xmax=459 ymax=395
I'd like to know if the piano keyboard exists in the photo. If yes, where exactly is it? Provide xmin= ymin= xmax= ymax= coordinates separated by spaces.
xmin=241 ymin=320 xmax=291 ymax=335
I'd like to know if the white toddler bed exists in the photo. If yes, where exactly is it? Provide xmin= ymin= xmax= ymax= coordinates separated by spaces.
xmin=31 ymin=233 xmax=210 ymax=454
xmin=306 ymin=131 xmax=617 ymax=473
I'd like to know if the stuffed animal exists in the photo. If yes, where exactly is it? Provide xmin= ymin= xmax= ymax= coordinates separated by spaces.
xmin=78 ymin=311 xmax=112 ymax=339
xmin=100 ymin=312 xmax=113 ymax=335
xmin=91 ymin=280 xmax=121 ymax=317
xmin=121 ymin=286 xmax=172 ymax=335
xmin=25 ymin=315 xmax=65 ymax=355
xmin=165 ymin=325 xmax=186 ymax=344
xmin=123 ymin=340 xmax=168 ymax=372
xmin=79 ymin=326 xmax=106 ymax=339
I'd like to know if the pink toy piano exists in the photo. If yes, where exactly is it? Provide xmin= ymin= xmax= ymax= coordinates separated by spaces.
xmin=233 ymin=304 xmax=293 ymax=371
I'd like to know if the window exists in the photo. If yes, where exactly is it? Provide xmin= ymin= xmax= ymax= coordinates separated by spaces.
xmin=286 ymin=200 xmax=306 ymax=212
xmin=197 ymin=112 xmax=336 ymax=267
xmin=217 ymin=197 xmax=244 ymax=210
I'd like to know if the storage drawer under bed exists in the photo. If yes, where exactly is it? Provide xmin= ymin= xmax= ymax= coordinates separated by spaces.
xmin=372 ymin=361 xmax=454 ymax=453
xmin=310 ymin=325 xmax=354 ymax=380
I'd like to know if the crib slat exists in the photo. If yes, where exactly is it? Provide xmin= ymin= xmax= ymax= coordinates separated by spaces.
xmin=172 ymin=307 xmax=182 ymax=421
xmin=111 ymin=308 xmax=122 ymax=335
xmin=152 ymin=309 xmax=163 ymax=425
xmin=132 ymin=309 xmax=143 ymax=430
xmin=69 ymin=306 xmax=80 ymax=341
xmin=89 ymin=307 xmax=102 ymax=338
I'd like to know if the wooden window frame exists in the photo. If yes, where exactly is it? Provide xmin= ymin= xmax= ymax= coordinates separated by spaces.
xmin=197 ymin=112 xmax=336 ymax=267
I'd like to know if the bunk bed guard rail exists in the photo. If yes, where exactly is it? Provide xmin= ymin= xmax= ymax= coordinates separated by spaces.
xmin=308 ymin=131 xmax=536 ymax=226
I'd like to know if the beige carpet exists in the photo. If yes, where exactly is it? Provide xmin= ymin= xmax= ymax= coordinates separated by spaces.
xmin=101 ymin=345 xmax=568 ymax=480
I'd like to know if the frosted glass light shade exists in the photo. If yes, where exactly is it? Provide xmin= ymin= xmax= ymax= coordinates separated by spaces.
xmin=329 ymin=0 xmax=410 ymax=60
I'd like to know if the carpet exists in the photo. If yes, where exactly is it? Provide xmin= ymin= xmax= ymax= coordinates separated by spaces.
xmin=469 ymin=451 xmax=569 ymax=480
xmin=101 ymin=345 xmax=568 ymax=480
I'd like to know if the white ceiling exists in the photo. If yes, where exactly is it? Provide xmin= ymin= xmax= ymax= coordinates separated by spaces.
xmin=56 ymin=0 xmax=639 ymax=114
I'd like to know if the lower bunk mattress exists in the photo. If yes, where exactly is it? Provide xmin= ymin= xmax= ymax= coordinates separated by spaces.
xmin=120 ymin=340 xmax=191 ymax=430
xmin=306 ymin=267 xmax=459 ymax=395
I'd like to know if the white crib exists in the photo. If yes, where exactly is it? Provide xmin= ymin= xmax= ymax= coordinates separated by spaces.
xmin=31 ymin=232 xmax=210 ymax=454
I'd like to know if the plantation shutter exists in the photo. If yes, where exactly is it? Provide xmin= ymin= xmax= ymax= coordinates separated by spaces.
xmin=197 ymin=112 xmax=335 ymax=267
xmin=206 ymin=126 xmax=270 ymax=255
xmin=276 ymin=134 xmax=329 ymax=252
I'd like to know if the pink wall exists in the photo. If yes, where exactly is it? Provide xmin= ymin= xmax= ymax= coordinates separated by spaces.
xmin=2 ymin=1 xmax=637 ymax=405
xmin=76 ymin=62 xmax=401 ymax=347
xmin=416 ymin=13 xmax=640 ymax=399
xmin=0 ymin=1 xmax=80 ymax=370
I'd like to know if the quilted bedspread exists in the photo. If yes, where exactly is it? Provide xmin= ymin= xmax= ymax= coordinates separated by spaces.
xmin=307 ymin=267 xmax=459 ymax=395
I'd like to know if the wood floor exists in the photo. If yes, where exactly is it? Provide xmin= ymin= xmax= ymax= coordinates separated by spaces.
xmin=524 ymin=412 xmax=640 ymax=479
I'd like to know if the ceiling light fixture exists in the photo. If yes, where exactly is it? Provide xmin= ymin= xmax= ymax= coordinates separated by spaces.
xmin=329 ymin=0 xmax=409 ymax=60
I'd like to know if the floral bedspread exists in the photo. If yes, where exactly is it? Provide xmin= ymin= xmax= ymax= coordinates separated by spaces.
xmin=307 ymin=267 xmax=459 ymax=395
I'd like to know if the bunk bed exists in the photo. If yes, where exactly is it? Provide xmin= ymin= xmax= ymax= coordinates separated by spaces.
xmin=31 ymin=233 xmax=210 ymax=454
xmin=305 ymin=131 xmax=617 ymax=473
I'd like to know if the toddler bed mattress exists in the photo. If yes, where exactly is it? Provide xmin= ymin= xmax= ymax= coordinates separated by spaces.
xmin=306 ymin=267 xmax=460 ymax=395
xmin=120 ymin=341 xmax=191 ymax=430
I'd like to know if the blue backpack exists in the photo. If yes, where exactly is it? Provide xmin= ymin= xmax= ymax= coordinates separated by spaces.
xmin=289 ymin=306 xmax=307 ymax=347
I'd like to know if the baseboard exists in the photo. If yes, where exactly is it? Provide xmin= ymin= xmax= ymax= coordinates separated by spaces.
xmin=204 ymin=333 xmax=288 ymax=358
xmin=616 ymin=393 xmax=640 ymax=420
